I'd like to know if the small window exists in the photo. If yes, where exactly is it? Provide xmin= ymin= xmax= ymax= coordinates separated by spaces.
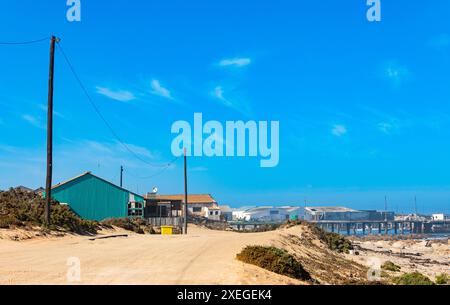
xmin=193 ymin=207 xmax=202 ymax=213
xmin=210 ymin=211 xmax=214 ymax=216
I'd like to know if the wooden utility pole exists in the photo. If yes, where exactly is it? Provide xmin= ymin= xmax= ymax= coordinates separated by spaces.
xmin=183 ymin=148 xmax=188 ymax=235
xmin=384 ymin=195 xmax=388 ymax=221
xmin=45 ymin=36 xmax=57 ymax=225
xmin=414 ymin=196 xmax=418 ymax=215
xmin=120 ymin=166 xmax=123 ymax=187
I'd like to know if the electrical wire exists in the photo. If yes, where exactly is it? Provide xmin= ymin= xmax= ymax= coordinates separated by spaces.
xmin=0 ymin=36 xmax=50 ymax=45
xmin=0 ymin=36 xmax=179 ymax=176
xmin=56 ymin=41 xmax=172 ymax=168
xmin=124 ymin=156 xmax=181 ymax=180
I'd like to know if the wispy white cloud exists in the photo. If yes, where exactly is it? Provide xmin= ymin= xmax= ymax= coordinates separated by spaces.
xmin=96 ymin=86 xmax=136 ymax=102
xmin=211 ymin=86 xmax=253 ymax=116
xmin=219 ymin=57 xmax=251 ymax=68
xmin=377 ymin=120 xmax=401 ymax=135
xmin=63 ymin=140 xmax=157 ymax=162
xmin=150 ymin=79 xmax=173 ymax=100
xmin=212 ymin=86 xmax=233 ymax=108
xmin=358 ymin=106 xmax=405 ymax=135
xmin=0 ymin=140 xmax=166 ymax=190
xmin=377 ymin=122 xmax=394 ymax=134
xmin=331 ymin=124 xmax=347 ymax=137
xmin=213 ymin=86 xmax=225 ymax=101
xmin=38 ymin=104 xmax=64 ymax=118
xmin=382 ymin=61 xmax=410 ymax=86
xmin=21 ymin=114 xmax=45 ymax=129
xmin=119 ymin=142 xmax=156 ymax=159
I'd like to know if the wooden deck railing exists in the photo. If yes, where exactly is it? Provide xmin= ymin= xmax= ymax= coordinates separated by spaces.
xmin=146 ymin=217 xmax=182 ymax=227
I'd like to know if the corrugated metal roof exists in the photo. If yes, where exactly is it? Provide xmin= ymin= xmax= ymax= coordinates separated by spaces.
xmin=241 ymin=206 xmax=301 ymax=213
xmin=305 ymin=206 xmax=357 ymax=213
xmin=52 ymin=172 xmax=143 ymax=198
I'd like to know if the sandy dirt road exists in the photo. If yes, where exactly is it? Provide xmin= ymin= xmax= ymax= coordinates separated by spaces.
xmin=0 ymin=226 xmax=304 ymax=285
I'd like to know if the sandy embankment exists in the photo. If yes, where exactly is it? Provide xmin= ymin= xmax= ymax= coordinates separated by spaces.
xmin=0 ymin=224 xmax=367 ymax=285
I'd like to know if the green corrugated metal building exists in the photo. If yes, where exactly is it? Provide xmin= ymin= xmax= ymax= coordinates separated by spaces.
xmin=51 ymin=172 xmax=145 ymax=221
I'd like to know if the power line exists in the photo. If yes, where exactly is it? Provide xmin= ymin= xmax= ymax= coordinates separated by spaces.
xmin=56 ymin=41 xmax=170 ymax=168
xmin=0 ymin=36 xmax=51 ymax=45
xmin=124 ymin=156 xmax=180 ymax=180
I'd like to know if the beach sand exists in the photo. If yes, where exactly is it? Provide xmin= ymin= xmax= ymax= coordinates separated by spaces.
xmin=347 ymin=237 xmax=450 ymax=281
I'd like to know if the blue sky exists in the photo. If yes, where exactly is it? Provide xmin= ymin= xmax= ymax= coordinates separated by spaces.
xmin=1 ymin=1 xmax=450 ymax=213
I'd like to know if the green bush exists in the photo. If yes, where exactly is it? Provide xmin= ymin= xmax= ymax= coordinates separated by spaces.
xmin=310 ymin=225 xmax=354 ymax=253
xmin=393 ymin=272 xmax=434 ymax=286
xmin=0 ymin=215 xmax=22 ymax=228
xmin=236 ymin=246 xmax=312 ymax=281
xmin=101 ymin=218 xmax=146 ymax=234
xmin=0 ymin=189 xmax=98 ymax=234
xmin=435 ymin=273 xmax=449 ymax=285
xmin=382 ymin=261 xmax=401 ymax=272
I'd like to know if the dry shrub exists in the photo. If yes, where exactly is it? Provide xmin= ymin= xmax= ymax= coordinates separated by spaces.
xmin=435 ymin=273 xmax=449 ymax=285
xmin=101 ymin=218 xmax=146 ymax=234
xmin=393 ymin=272 xmax=434 ymax=285
xmin=0 ymin=188 xmax=98 ymax=234
xmin=309 ymin=224 xmax=354 ymax=253
xmin=382 ymin=261 xmax=401 ymax=272
xmin=236 ymin=245 xmax=312 ymax=281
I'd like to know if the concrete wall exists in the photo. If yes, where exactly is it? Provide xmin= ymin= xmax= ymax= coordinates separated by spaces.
xmin=205 ymin=207 xmax=221 ymax=221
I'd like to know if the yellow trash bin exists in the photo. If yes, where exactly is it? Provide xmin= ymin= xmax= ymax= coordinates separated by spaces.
xmin=161 ymin=226 xmax=173 ymax=235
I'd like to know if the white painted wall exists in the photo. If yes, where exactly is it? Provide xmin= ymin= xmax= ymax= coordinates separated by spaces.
xmin=432 ymin=214 xmax=449 ymax=221
xmin=233 ymin=207 xmax=294 ymax=222
xmin=205 ymin=207 xmax=221 ymax=221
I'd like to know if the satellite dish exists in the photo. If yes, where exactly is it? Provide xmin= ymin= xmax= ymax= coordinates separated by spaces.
xmin=152 ymin=187 xmax=158 ymax=194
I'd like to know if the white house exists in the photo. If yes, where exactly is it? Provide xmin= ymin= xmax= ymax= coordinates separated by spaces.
xmin=205 ymin=206 xmax=221 ymax=221
xmin=150 ymin=194 xmax=218 ymax=218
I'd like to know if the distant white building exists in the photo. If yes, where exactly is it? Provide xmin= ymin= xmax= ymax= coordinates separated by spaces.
xmin=205 ymin=206 xmax=221 ymax=221
xmin=232 ymin=206 xmax=304 ymax=222
xmin=432 ymin=214 xmax=450 ymax=221
xmin=396 ymin=214 xmax=430 ymax=222
xmin=305 ymin=207 xmax=359 ymax=221
xmin=219 ymin=205 xmax=233 ymax=221
xmin=305 ymin=206 xmax=395 ymax=222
